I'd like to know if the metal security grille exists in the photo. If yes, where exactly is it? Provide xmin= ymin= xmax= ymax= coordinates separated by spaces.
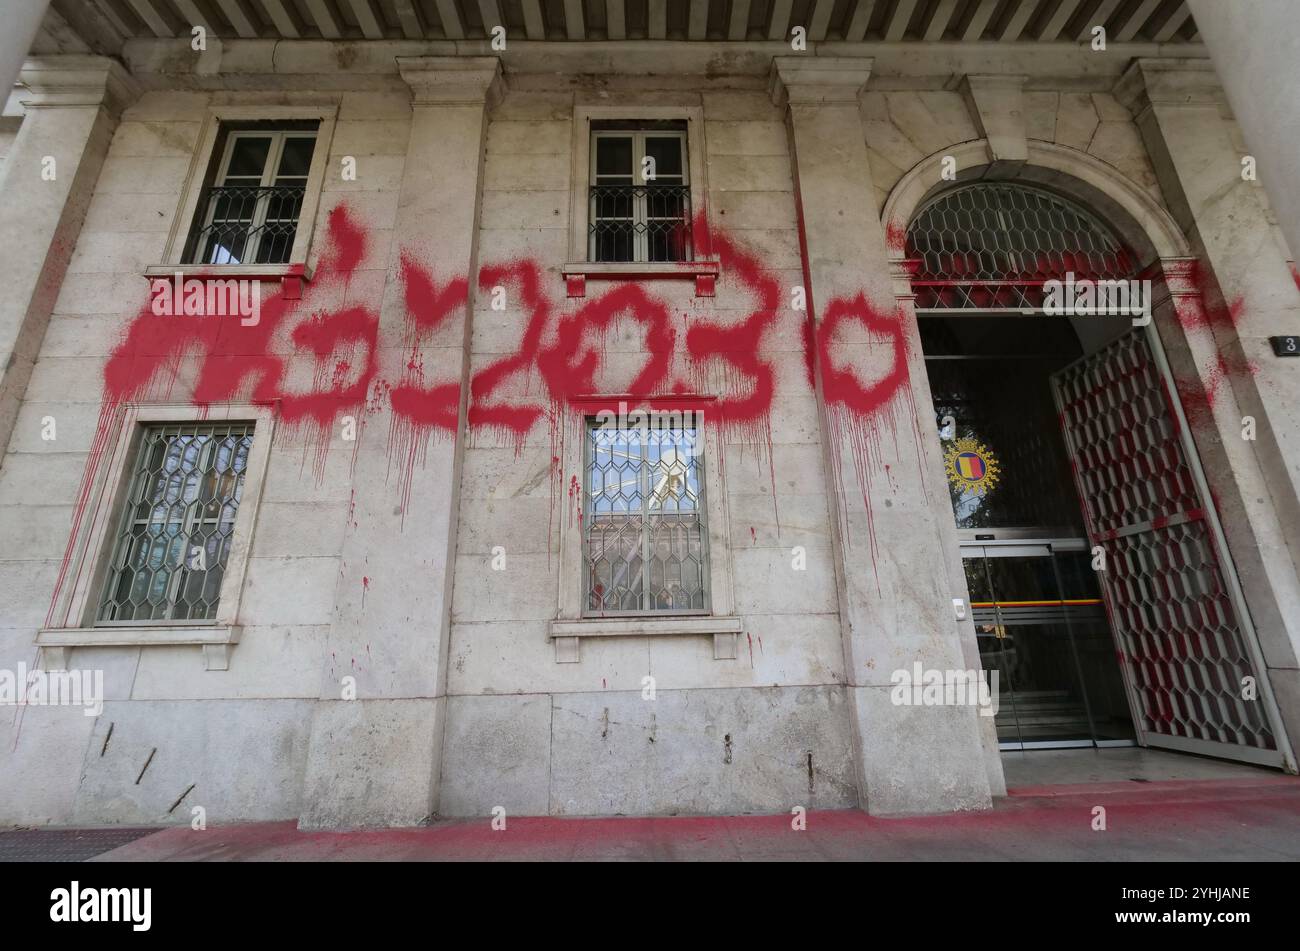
xmin=185 ymin=128 xmax=316 ymax=266
xmin=585 ymin=422 xmax=707 ymax=615
xmin=1051 ymin=331 xmax=1286 ymax=764
xmin=98 ymin=422 xmax=254 ymax=624
xmin=188 ymin=184 xmax=306 ymax=265
xmin=908 ymin=183 xmax=1134 ymax=310
xmin=589 ymin=184 xmax=692 ymax=263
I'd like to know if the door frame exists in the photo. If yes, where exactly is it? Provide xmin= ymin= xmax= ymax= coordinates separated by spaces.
xmin=962 ymin=538 xmax=1138 ymax=751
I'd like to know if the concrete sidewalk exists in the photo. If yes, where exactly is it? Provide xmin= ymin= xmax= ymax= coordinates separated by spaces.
xmin=0 ymin=775 xmax=1273 ymax=861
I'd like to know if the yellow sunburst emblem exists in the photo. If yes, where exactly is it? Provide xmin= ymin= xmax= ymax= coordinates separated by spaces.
xmin=944 ymin=437 xmax=1001 ymax=495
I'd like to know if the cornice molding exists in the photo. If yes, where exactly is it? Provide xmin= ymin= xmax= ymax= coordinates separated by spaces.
xmin=769 ymin=56 xmax=874 ymax=107
xmin=1114 ymin=58 xmax=1225 ymax=118
xmin=18 ymin=56 xmax=142 ymax=117
xmin=395 ymin=55 xmax=504 ymax=108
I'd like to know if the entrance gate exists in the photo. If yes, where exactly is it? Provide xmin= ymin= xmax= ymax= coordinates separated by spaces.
xmin=1051 ymin=329 xmax=1292 ymax=767
xmin=908 ymin=180 xmax=1294 ymax=769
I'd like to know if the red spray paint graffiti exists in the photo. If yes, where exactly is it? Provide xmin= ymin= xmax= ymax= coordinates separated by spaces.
xmin=814 ymin=292 xmax=917 ymax=589
xmin=1168 ymin=259 xmax=1257 ymax=425
xmin=386 ymin=252 xmax=468 ymax=516
xmin=47 ymin=205 xmax=378 ymax=627
xmin=52 ymin=199 xmax=923 ymax=626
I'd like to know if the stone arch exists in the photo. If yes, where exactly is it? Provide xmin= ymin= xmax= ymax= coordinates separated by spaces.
xmin=881 ymin=139 xmax=1191 ymax=266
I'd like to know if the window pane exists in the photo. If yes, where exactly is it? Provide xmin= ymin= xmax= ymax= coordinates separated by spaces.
xmin=191 ymin=130 xmax=310 ymax=266
xmin=590 ymin=428 xmax=644 ymax=513
xmin=254 ymin=187 xmax=305 ymax=264
xmin=590 ymin=129 xmax=691 ymax=264
xmin=98 ymin=423 xmax=255 ymax=624
xmin=647 ymin=220 xmax=688 ymax=263
xmin=198 ymin=185 xmax=260 ymax=265
xmin=593 ymin=224 xmax=635 ymax=263
xmin=200 ymin=234 xmax=248 ymax=266
xmin=224 ymin=136 xmax=272 ymax=179
xmin=596 ymin=135 xmax=634 ymax=177
xmin=644 ymin=136 xmax=683 ymax=178
xmin=276 ymin=136 xmax=316 ymax=178
xmin=593 ymin=188 xmax=634 ymax=220
xmin=585 ymin=423 xmax=706 ymax=614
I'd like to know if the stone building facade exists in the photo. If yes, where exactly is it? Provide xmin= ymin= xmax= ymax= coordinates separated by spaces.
xmin=1 ymin=0 xmax=1298 ymax=828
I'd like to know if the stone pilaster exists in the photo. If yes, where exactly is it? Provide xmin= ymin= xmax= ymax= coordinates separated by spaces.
xmin=298 ymin=57 xmax=502 ymax=829
xmin=0 ymin=0 xmax=49 ymax=96
xmin=0 ymin=55 xmax=139 ymax=460
xmin=772 ymin=56 xmax=997 ymax=815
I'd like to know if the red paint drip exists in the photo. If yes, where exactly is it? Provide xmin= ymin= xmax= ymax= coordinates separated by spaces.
xmin=49 ymin=204 xmax=376 ymax=626
xmin=387 ymin=252 xmax=467 ymax=522
xmin=816 ymin=293 xmax=912 ymax=594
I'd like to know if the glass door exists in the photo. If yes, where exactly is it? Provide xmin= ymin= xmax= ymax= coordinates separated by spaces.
xmin=964 ymin=542 xmax=1135 ymax=750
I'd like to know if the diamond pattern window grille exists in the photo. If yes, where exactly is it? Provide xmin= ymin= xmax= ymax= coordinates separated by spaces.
xmin=589 ymin=184 xmax=692 ymax=263
xmin=97 ymin=422 xmax=254 ymax=624
xmin=185 ymin=128 xmax=316 ymax=266
xmin=189 ymin=184 xmax=306 ymax=266
xmin=584 ymin=422 xmax=708 ymax=615
xmin=907 ymin=183 xmax=1137 ymax=311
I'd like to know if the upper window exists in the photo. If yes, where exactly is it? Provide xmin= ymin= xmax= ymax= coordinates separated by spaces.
xmin=584 ymin=420 xmax=708 ymax=615
xmin=184 ymin=123 xmax=318 ymax=266
xmin=98 ymin=422 xmax=254 ymax=624
xmin=589 ymin=123 xmax=691 ymax=264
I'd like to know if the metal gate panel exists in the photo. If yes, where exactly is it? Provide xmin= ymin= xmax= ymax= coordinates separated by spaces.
xmin=1051 ymin=329 xmax=1290 ymax=767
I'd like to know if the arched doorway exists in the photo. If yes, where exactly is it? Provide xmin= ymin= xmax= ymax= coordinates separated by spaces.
xmin=906 ymin=179 xmax=1287 ymax=767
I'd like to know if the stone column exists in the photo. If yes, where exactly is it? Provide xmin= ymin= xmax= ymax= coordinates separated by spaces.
xmin=771 ymin=57 xmax=997 ymax=815
xmin=1116 ymin=59 xmax=1300 ymax=757
xmin=0 ymin=1 xmax=49 ymax=98
xmin=1187 ymin=0 xmax=1300 ymax=269
xmin=298 ymin=57 xmax=502 ymax=829
xmin=0 ymin=55 xmax=138 ymax=459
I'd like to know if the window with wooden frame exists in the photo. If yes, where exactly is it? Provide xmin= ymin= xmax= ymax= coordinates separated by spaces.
xmin=589 ymin=122 xmax=691 ymax=264
xmin=183 ymin=122 xmax=319 ymax=266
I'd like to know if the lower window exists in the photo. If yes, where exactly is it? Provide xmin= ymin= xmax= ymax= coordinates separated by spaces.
xmin=97 ymin=421 xmax=255 ymax=624
xmin=584 ymin=419 xmax=708 ymax=615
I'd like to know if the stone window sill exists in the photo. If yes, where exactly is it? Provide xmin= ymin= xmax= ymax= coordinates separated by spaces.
xmin=548 ymin=615 xmax=742 ymax=663
xmin=36 ymin=625 xmax=241 ymax=672
xmin=144 ymin=263 xmax=313 ymax=300
xmin=562 ymin=261 xmax=719 ymax=298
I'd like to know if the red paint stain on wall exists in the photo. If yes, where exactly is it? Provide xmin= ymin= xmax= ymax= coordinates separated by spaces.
xmin=815 ymin=292 xmax=914 ymax=590
xmin=387 ymin=252 xmax=467 ymax=517
xmin=48 ymin=205 xmax=377 ymax=626
xmin=1168 ymin=259 xmax=1259 ymax=428
xmin=55 ymin=197 xmax=920 ymax=627
xmin=883 ymin=218 xmax=907 ymax=256
xmin=470 ymin=260 xmax=553 ymax=444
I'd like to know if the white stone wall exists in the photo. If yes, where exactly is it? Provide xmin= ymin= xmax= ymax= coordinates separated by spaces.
xmin=862 ymin=89 xmax=1164 ymax=212
xmin=2 ymin=53 xmax=1298 ymax=825
xmin=0 ymin=87 xmax=413 ymax=825
xmin=441 ymin=80 xmax=853 ymax=815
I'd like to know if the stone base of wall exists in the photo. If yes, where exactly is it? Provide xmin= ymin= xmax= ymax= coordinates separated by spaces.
xmin=0 ymin=684 xmax=1017 ymax=824
xmin=70 ymin=699 xmax=316 ymax=826
xmin=439 ymin=686 xmax=859 ymax=817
